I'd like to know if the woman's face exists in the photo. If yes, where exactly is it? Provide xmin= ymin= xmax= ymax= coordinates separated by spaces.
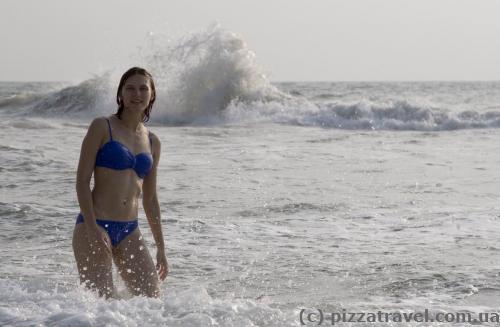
xmin=120 ymin=74 xmax=154 ymax=113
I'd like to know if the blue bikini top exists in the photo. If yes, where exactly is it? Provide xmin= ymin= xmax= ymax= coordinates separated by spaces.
xmin=95 ymin=118 xmax=153 ymax=179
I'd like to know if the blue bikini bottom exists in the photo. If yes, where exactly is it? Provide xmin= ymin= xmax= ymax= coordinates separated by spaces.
xmin=76 ymin=213 xmax=138 ymax=247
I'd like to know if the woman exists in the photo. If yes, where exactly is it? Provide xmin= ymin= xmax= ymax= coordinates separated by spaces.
xmin=72 ymin=67 xmax=168 ymax=298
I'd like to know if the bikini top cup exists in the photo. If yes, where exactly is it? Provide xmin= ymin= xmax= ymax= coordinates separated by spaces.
xmin=95 ymin=118 xmax=153 ymax=179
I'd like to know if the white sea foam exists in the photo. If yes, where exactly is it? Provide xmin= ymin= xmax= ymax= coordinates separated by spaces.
xmin=224 ymin=98 xmax=500 ymax=130
xmin=140 ymin=24 xmax=286 ymax=125
xmin=0 ymin=279 xmax=290 ymax=326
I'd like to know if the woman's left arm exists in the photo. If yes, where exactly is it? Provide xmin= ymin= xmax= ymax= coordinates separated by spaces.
xmin=143 ymin=132 xmax=168 ymax=281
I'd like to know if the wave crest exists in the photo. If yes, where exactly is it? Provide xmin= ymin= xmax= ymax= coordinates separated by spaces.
xmin=225 ymin=98 xmax=500 ymax=130
xmin=143 ymin=24 xmax=286 ymax=124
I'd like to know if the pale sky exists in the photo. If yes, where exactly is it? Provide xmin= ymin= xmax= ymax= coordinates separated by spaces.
xmin=1 ymin=0 xmax=500 ymax=82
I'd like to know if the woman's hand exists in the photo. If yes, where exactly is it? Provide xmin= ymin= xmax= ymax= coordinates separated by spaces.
xmin=156 ymin=250 xmax=169 ymax=281
xmin=87 ymin=226 xmax=112 ymax=254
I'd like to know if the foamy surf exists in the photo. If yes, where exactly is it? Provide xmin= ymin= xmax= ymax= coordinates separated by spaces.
xmin=0 ymin=279 xmax=291 ymax=326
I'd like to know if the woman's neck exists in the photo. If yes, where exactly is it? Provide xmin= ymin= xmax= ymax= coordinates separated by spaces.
xmin=116 ymin=110 xmax=143 ymax=133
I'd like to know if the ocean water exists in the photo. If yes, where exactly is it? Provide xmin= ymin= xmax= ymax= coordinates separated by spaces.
xmin=2 ymin=27 xmax=500 ymax=326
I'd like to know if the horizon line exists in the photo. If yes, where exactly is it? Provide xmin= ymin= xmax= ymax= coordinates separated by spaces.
xmin=1 ymin=79 xmax=500 ymax=84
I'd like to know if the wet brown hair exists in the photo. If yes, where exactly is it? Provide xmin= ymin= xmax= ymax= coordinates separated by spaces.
xmin=115 ymin=67 xmax=156 ymax=123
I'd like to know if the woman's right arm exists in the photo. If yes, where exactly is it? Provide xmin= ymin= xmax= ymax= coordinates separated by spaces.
xmin=75 ymin=117 xmax=111 ymax=252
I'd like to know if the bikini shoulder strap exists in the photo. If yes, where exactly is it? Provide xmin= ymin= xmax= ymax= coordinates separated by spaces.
xmin=104 ymin=117 xmax=113 ymax=141
xmin=148 ymin=131 xmax=153 ymax=155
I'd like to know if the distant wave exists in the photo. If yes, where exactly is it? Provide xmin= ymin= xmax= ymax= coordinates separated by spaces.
xmin=9 ymin=119 xmax=58 ymax=130
xmin=0 ymin=93 xmax=44 ymax=109
xmin=2 ymin=25 xmax=286 ymax=123
xmin=0 ymin=75 xmax=113 ymax=118
xmin=2 ymin=25 xmax=500 ymax=131
xmin=225 ymin=98 xmax=500 ymax=130
xmin=5 ymin=82 xmax=500 ymax=131
xmin=32 ymin=75 xmax=114 ymax=116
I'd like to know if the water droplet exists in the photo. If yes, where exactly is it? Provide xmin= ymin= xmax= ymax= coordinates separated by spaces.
xmin=130 ymin=254 xmax=134 ymax=259
xmin=127 ymin=269 xmax=132 ymax=273
xmin=139 ymin=246 xmax=144 ymax=251
xmin=83 ymin=266 xmax=88 ymax=271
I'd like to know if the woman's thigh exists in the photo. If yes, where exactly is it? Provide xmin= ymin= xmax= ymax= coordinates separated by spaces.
xmin=72 ymin=223 xmax=114 ymax=298
xmin=113 ymin=228 xmax=160 ymax=297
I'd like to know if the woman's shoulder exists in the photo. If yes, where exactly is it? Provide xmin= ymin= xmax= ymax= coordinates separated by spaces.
xmin=86 ymin=116 xmax=112 ymax=136
xmin=147 ymin=129 xmax=161 ymax=152
xmin=148 ymin=130 xmax=160 ymax=142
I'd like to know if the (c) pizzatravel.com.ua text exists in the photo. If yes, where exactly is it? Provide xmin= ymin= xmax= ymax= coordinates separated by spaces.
xmin=299 ymin=308 xmax=500 ymax=325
